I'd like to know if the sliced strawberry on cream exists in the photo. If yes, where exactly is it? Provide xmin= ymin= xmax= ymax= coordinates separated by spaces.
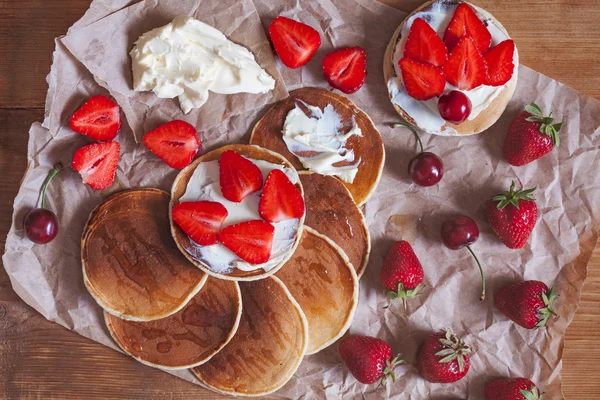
xmin=259 ymin=169 xmax=305 ymax=223
xmin=443 ymin=36 xmax=487 ymax=91
xmin=143 ymin=120 xmax=200 ymax=169
xmin=172 ymin=201 xmax=228 ymax=246
xmin=71 ymin=141 xmax=120 ymax=190
xmin=219 ymin=220 xmax=275 ymax=264
xmin=443 ymin=3 xmax=492 ymax=53
xmin=399 ymin=58 xmax=445 ymax=100
xmin=484 ymin=39 xmax=515 ymax=86
xmin=70 ymin=95 xmax=121 ymax=142
xmin=322 ymin=47 xmax=367 ymax=94
xmin=269 ymin=16 xmax=321 ymax=69
xmin=403 ymin=18 xmax=448 ymax=67
xmin=219 ymin=150 xmax=263 ymax=203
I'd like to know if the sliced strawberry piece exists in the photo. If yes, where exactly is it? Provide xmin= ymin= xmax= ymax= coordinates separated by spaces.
xmin=172 ymin=201 xmax=228 ymax=246
xmin=483 ymin=39 xmax=515 ymax=86
xmin=443 ymin=36 xmax=487 ymax=90
xmin=143 ymin=120 xmax=200 ymax=169
xmin=70 ymin=95 xmax=121 ymax=141
xmin=399 ymin=58 xmax=445 ymax=100
xmin=443 ymin=3 xmax=492 ymax=53
xmin=404 ymin=18 xmax=448 ymax=67
xmin=219 ymin=220 xmax=274 ymax=264
xmin=269 ymin=16 xmax=321 ymax=69
xmin=71 ymin=141 xmax=120 ymax=190
xmin=322 ymin=47 xmax=367 ymax=94
xmin=259 ymin=169 xmax=305 ymax=223
xmin=219 ymin=150 xmax=263 ymax=203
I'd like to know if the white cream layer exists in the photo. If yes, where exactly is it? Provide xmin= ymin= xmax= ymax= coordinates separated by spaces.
xmin=180 ymin=158 xmax=300 ymax=273
xmin=131 ymin=15 xmax=275 ymax=114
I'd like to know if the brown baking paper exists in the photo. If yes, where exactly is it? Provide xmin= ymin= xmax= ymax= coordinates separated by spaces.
xmin=3 ymin=0 xmax=600 ymax=398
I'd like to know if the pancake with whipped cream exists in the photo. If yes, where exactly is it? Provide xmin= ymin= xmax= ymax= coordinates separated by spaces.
xmin=192 ymin=276 xmax=308 ymax=396
xmin=105 ymin=277 xmax=241 ymax=370
xmin=170 ymin=144 xmax=305 ymax=281
xmin=384 ymin=0 xmax=518 ymax=136
xmin=275 ymin=227 xmax=358 ymax=354
xmin=299 ymin=172 xmax=370 ymax=277
xmin=250 ymin=87 xmax=385 ymax=205
xmin=81 ymin=189 xmax=207 ymax=321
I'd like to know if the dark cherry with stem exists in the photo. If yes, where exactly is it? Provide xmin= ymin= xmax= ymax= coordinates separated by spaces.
xmin=23 ymin=163 xmax=63 ymax=244
xmin=391 ymin=123 xmax=443 ymax=186
xmin=441 ymin=215 xmax=485 ymax=301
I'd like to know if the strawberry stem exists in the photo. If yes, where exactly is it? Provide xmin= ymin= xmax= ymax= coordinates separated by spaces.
xmin=40 ymin=163 xmax=63 ymax=209
xmin=391 ymin=123 xmax=424 ymax=154
xmin=466 ymin=245 xmax=485 ymax=301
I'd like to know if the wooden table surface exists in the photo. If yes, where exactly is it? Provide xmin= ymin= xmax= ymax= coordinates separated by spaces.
xmin=1 ymin=0 xmax=599 ymax=398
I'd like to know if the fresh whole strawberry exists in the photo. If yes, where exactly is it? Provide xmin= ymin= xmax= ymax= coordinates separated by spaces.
xmin=486 ymin=181 xmax=537 ymax=249
xmin=219 ymin=220 xmax=274 ymax=264
xmin=485 ymin=378 xmax=544 ymax=400
xmin=484 ymin=39 xmax=515 ymax=86
xmin=339 ymin=335 xmax=405 ymax=385
xmin=71 ymin=141 xmax=120 ymax=190
xmin=70 ymin=95 xmax=121 ymax=141
xmin=143 ymin=120 xmax=200 ymax=169
xmin=495 ymin=280 xmax=558 ymax=329
xmin=417 ymin=329 xmax=471 ymax=383
xmin=443 ymin=35 xmax=487 ymax=90
xmin=172 ymin=201 xmax=228 ymax=246
xmin=404 ymin=18 xmax=448 ymax=67
xmin=380 ymin=241 xmax=425 ymax=310
xmin=269 ymin=16 xmax=321 ymax=69
xmin=322 ymin=47 xmax=367 ymax=94
xmin=503 ymin=103 xmax=564 ymax=166
xmin=219 ymin=150 xmax=263 ymax=203
xmin=259 ymin=169 xmax=305 ymax=222
xmin=399 ymin=58 xmax=445 ymax=100
xmin=444 ymin=3 xmax=492 ymax=53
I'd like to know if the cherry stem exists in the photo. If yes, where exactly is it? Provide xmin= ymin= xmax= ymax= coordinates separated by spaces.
xmin=391 ymin=123 xmax=424 ymax=153
xmin=466 ymin=245 xmax=485 ymax=301
xmin=40 ymin=163 xmax=63 ymax=209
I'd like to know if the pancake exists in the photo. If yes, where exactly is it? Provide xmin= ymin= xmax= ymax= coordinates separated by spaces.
xmin=170 ymin=144 xmax=305 ymax=281
xmin=81 ymin=188 xmax=207 ymax=321
xmin=105 ymin=277 xmax=241 ymax=370
xmin=275 ymin=227 xmax=358 ymax=355
xmin=192 ymin=276 xmax=308 ymax=396
xmin=383 ymin=0 xmax=518 ymax=136
xmin=249 ymin=87 xmax=385 ymax=206
xmin=299 ymin=171 xmax=370 ymax=277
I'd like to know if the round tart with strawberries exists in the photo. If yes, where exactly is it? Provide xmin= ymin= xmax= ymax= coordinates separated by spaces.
xmin=170 ymin=144 xmax=306 ymax=281
xmin=384 ymin=0 xmax=518 ymax=136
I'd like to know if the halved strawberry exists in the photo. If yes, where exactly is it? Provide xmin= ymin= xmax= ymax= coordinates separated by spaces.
xmin=269 ymin=16 xmax=321 ymax=69
xmin=219 ymin=220 xmax=275 ymax=264
xmin=172 ymin=201 xmax=228 ymax=246
xmin=443 ymin=3 xmax=492 ymax=53
xmin=143 ymin=120 xmax=200 ymax=169
xmin=484 ymin=39 xmax=515 ymax=86
xmin=399 ymin=58 xmax=445 ymax=100
xmin=70 ymin=95 xmax=121 ymax=141
xmin=443 ymin=36 xmax=487 ymax=90
xmin=219 ymin=150 xmax=263 ymax=203
xmin=322 ymin=47 xmax=367 ymax=94
xmin=404 ymin=18 xmax=448 ymax=67
xmin=71 ymin=141 xmax=120 ymax=190
xmin=259 ymin=169 xmax=305 ymax=223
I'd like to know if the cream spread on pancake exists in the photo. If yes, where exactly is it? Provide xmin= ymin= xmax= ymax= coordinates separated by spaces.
xmin=180 ymin=158 xmax=300 ymax=273
xmin=131 ymin=15 xmax=275 ymax=114
xmin=387 ymin=1 xmax=518 ymax=135
xmin=282 ymin=101 xmax=362 ymax=183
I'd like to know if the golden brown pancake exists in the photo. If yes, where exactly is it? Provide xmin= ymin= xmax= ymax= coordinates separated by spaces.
xmin=249 ymin=87 xmax=385 ymax=206
xmin=383 ymin=0 xmax=518 ymax=136
xmin=170 ymin=144 xmax=305 ymax=281
xmin=275 ymin=227 xmax=358 ymax=355
xmin=192 ymin=276 xmax=308 ymax=396
xmin=299 ymin=171 xmax=370 ymax=277
xmin=81 ymin=189 xmax=207 ymax=321
xmin=105 ymin=277 xmax=241 ymax=369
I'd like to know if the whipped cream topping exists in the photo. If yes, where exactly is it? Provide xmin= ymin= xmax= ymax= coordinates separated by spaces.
xmin=180 ymin=157 xmax=300 ymax=273
xmin=131 ymin=15 xmax=275 ymax=114
xmin=387 ymin=1 xmax=519 ymax=135
xmin=282 ymin=101 xmax=363 ymax=183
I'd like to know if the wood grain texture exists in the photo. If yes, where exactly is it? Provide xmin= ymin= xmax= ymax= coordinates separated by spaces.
xmin=1 ymin=0 xmax=599 ymax=398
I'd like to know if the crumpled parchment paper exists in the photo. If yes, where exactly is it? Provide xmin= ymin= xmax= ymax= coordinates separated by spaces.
xmin=4 ymin=0 xmax=600 ymax=398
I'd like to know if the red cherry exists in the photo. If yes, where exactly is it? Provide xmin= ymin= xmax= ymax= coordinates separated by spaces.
xmin=392 ymin=123 xmax=444 ymax=186
xmin=23 ymin=163 xmax=62 ymax=245
xmin=441 ymin=215 xmax=485 ymax=300
xmin=438 ymin=91 xmax=472 ymax=124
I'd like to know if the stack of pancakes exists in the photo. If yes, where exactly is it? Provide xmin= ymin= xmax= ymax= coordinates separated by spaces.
xmin=81 ymin=87 xmax=384 ymax=396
